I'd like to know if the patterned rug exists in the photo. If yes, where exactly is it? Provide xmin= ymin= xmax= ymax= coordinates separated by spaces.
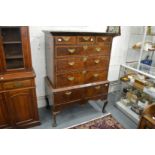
xmin=69 ymin=113 xmax=124 ymax=129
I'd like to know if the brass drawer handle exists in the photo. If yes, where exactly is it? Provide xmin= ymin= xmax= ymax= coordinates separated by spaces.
xmin=68 ymin=62 xmax=75 ymax=66
xmin=95 ymin=86 xmax=101 ymax=90
xmin=93 ymin=74 xmax=99 ymax=78
xmin=67 ymin=77 xmax=75 ymax=81
xmin=83 ymin=45 xmax=88 ymax=50
xmin=94 ymin=59 xmax=100 ymax=64
xmin=68 ymin=48 xmax=76 ymax=54
xmin=65 ymin=91 xmax=72 ymax=96
xmin=62 ymin=37 xmax=70 ymax=41
xmin=83 ymin=57 xmax=88 ymax=62
xmin=96 ymin=47 xmax=101 ymax=52
xmin=83 ymin=36 xmax=90 ymax=41
xmin=105 ymin=84 xmax=109 ymax=87
xmin=14 ymin=82 xmax=23 ymax=88
xmin=82 ymin=70 xmax=87 ymax=74
xmin=101 ymin=37 xmax=108 ymax=41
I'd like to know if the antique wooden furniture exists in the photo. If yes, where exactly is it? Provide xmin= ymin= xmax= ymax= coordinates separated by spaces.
xmin=0 ymin=26 xmax=40 ymax=128
xmin=138 ymin=104 xmax=155 ymax=129
xmin=44 ymin=31 xmax=118 ymax=126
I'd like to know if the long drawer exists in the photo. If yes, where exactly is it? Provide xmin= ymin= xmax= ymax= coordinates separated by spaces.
xmin=3 ymin=79 xmax=33 ymax=90
xmin=56 ymin=56 xmax=109 ymax=73
xmin=55 ymin=45 xmax=111 ymax=58
xmin=56 ymin=70 xmax=108 ymax=88
xmin=53 ymin=83 xmax=109 ymax=105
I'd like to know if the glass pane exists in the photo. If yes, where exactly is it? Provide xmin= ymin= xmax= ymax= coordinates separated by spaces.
xmin=1 ymin=27 xmax=21 ymax=42
xmin=1 ymin=27 xmax=24 ymax=70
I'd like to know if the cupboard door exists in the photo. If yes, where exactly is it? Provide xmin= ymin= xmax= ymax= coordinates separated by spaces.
xmin=0 ymin=93 xmax=11 ymax=128
xmin=5 ymin=89 xmax=39 ymax=128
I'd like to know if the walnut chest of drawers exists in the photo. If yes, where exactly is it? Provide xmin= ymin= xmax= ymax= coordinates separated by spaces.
xmin=44 ymin=31 xmax=117 ymax=126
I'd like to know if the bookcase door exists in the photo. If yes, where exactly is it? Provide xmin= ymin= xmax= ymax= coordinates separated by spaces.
xmin=0 ymin=27 xmax=32 ymax=72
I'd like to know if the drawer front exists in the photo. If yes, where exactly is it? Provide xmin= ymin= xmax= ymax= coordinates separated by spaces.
xmin=56 ymin=57 xmax=84 ymax=73
xmin=78 ymin=36 xmax=95 ymax=44
xmin=56 ymin=46 xmax=82 ymax=57
xmin=54 ymin=88 xmax=84 ymax=105
xmin=55 ymin=36 xmax=76 ymax=45
xmin=88 ymin=94 xmax=108 ymax=101
xmin=92 ymin=46 xmax=111 ymax=55
xmin=56 ymin=72 xmax=84 ymax=88
xmin=85 ymin=70 xmax=108 ymax=83
xmin=85 ymin=83 xmax=109 ymax=98
xmin=96 ymin=36 xmax=112 ymax=43
xmin=81 ymin=45 xmax=111 ymax=56
xmin=85 ymin=56 xmax=109 ymax=70
xmin=3 ymin=80 xmax=33 ymax=90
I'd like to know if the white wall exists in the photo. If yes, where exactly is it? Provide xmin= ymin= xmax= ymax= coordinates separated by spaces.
xmin=29 ymin=26 xmax=130 ymax=107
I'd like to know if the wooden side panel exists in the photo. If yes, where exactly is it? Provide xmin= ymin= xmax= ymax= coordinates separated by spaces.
xmin=0 ymin=28 xmax=5 ymax=73
xmin=45 ymin=33 xmax=55 ymax=86
xmin=21 ymin=27 xmax=32 ymax=70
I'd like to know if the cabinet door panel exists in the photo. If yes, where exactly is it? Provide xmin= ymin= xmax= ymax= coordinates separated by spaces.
xmin=0 ymin=94 xmax=11 ymax=128
xmin=6 ymin=89 xmax=38 ymax=127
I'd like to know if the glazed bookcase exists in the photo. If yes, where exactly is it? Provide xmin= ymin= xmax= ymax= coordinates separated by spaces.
xmin=0 ymin=26 xmax=40 ymax=128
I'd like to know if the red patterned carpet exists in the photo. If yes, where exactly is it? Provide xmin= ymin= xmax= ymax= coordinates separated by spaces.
xmin=69 ymin=114 xmax=124 ymax=129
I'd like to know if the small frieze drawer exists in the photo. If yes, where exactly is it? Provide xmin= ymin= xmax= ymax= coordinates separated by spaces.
xmin=55 ymin=36 xmax=76 ymax=45
xmin=96 ymin=36 xmax=112 ymax=43
xmin=77 ymin=36 xmax=95 ymax=44
xmin=3 ymin=80 xmax=33 ymax=90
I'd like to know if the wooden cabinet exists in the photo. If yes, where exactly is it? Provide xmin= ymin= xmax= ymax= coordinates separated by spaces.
xmin=0 ymin=26 xmax=40 ymax=128
xmin=44 ymin=31 xmax=118 ymax=126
